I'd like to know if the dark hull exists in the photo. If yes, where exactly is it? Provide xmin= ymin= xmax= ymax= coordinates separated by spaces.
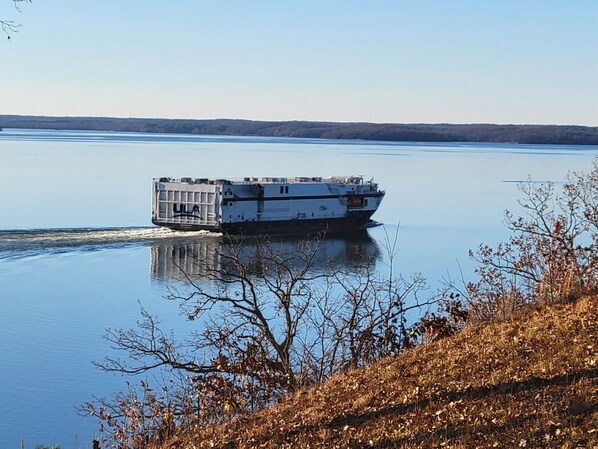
xmin=153 ymin=211 xmax=377 ymax=236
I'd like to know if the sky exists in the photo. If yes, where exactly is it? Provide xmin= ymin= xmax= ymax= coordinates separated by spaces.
xmin=1 ymin=1 xmax=598 ymax=125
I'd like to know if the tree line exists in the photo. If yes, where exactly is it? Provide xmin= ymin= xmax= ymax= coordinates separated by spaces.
xmin=3 ymin=114 xmax=598 ymax=145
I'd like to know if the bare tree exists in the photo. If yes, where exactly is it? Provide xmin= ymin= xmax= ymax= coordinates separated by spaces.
xmin=298 ymin=242 xmax=438 ymax=383
xmin=87 ymin=232 xmax=440 ymax=447
xmin=1 ymin=0 xmax=29 ymax=39
xmin=301 ymin=227 xmax=437 ymax=381
xmin=97 ymin=236 xmax=327 ymax=392
xmin=467 ymin=158 xmax=598 ymax=322
xmin=316 ymin=268 xmax=430 ymax=372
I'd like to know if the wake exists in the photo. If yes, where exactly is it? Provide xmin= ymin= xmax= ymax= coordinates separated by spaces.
xmin=0 ymin=227 xmax=218 ymax=260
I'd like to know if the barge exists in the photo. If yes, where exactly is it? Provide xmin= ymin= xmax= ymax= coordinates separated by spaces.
xmin=151 ymin=176 xmax=384 ymax=235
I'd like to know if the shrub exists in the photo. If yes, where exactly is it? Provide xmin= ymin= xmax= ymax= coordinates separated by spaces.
xmin=466 ymin=159 xmax=597 ymax=322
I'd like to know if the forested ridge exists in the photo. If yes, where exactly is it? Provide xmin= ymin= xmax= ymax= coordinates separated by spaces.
xmin=2 ymin=114 xmax=598 ymax=145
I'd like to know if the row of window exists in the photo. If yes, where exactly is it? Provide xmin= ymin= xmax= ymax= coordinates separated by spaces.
xmin=158 ymin=190 xmax=216 ymax=203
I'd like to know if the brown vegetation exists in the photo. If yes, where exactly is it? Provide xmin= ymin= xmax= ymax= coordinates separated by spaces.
xmin=160 ymin=294 xmax=598 ymax=449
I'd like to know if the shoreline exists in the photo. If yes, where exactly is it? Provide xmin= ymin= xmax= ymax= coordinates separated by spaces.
xmin=2 ymin=114 xmax=598 ymax=145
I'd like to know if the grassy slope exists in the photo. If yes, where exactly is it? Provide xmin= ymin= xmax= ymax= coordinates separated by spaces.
xmin=164 ymin=296 xmax=598 ymax=448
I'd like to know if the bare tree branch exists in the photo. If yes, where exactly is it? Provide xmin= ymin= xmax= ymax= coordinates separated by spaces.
xmin=1 ymin=0 xmax=30 ymax=39
xmin=89 ymin=232 xmax=444 ymax=446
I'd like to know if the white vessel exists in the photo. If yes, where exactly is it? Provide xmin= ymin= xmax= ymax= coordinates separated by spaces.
xmin=151 ymin=176 xmax=384 ymax=235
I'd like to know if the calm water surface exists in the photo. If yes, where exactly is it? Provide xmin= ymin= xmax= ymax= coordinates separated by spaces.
xmin=1 ymin=129 xmax=596 ymax=448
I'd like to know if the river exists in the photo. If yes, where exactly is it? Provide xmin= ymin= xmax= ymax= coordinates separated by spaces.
xmin=0 ymin=128 xmax=596 ymax=448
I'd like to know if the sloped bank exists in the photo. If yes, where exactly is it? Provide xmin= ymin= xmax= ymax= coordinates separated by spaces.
xmin=158 ymin=295 xmax=597 ymax=448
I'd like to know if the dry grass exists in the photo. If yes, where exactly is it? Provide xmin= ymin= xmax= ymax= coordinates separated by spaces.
xmin=160 ymin=295 xmax=598 ymax=448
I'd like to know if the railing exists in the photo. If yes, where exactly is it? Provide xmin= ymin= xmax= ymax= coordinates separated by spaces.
xmin=155 ymin=176 xmax=369 ymax=186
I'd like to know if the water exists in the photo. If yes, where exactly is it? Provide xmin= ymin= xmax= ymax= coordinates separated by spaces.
xmin=0 ymin=129 xmax=596 ymax=448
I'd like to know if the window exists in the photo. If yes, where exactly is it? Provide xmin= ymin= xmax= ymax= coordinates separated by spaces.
xmin=347 ymin=196 xmax=364 ymax=209
xmin=285 ymin=186 xmax=289 ymax=194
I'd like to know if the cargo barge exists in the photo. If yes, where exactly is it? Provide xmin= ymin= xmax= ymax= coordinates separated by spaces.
xmin=151 ymin=176 xmax=384 ymax=235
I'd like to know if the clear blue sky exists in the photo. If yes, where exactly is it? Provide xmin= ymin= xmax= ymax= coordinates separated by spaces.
xmin=2 ymin=1 xmax=597 ymax=125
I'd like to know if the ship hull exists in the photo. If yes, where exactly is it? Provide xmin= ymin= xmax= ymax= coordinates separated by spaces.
xmin=221 ymin=210 xmax=377 ymax=236
xmin=152 ymin=211 xmax=377 ymax=236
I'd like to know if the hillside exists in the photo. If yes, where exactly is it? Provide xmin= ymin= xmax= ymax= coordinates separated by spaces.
xmin=161 ymin=295 xmax=597 ymax=448
xmin=2 ymin=115 xmax=598 ymax=145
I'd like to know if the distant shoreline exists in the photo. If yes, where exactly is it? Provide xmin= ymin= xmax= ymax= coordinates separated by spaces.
xmin=2 ymin=114 xmax=598 ymax=145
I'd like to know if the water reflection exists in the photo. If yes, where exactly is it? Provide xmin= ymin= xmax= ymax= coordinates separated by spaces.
xmin=150 ymin=232 xmax=381 ymax=283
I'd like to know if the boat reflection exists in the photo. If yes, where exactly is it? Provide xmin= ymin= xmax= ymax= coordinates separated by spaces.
xmin=150 ymin=231 xmax=381 ymax=283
